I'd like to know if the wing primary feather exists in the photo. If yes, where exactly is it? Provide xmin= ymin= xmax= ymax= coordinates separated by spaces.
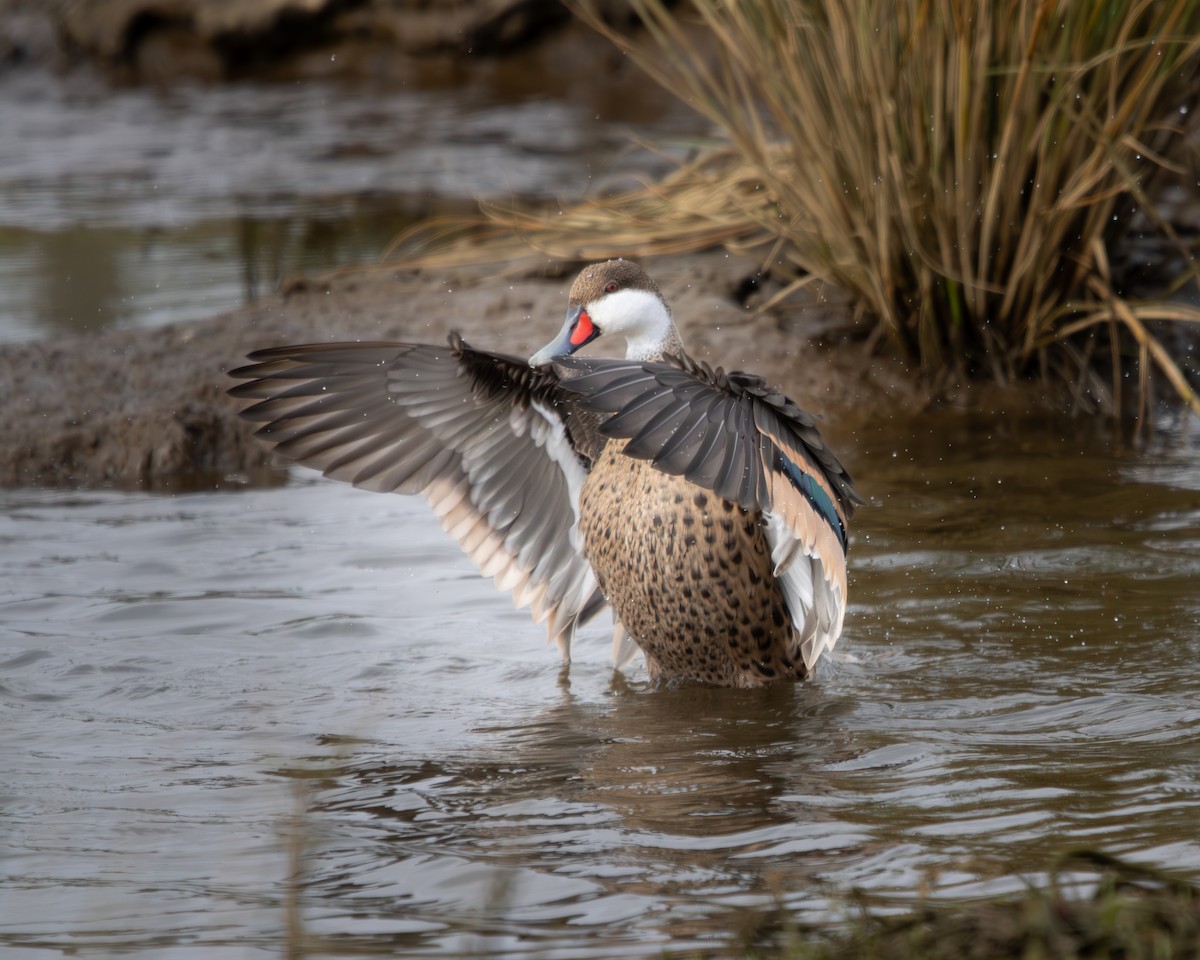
xmin=229 ymin=338 xmax=603 ymax=657
xmin=649 ymin=402 xmax=712 ymax=474
xmin=623 ymin=401 xmax=692 ymax=462
xmin=680 ymin=396 xmax=729 ymax=489
xmin=713 ymin=429 xmax=752 ymax=508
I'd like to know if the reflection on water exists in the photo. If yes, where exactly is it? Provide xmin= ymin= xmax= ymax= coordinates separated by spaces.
xmin=0 ymin=63 xmax=700 ymax=343
xmin=0 ymin=202 xmax=429 ymax=340
xmin=1 ymin=415 xmax=1199 ymax=957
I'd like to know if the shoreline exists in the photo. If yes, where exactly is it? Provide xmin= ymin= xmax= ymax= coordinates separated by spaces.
xmin=0 ymin=250 xmax=934 ymax=490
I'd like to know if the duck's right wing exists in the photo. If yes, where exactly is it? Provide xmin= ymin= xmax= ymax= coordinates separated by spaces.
xmin=228 ymin=335 xmax=606 ymax=657
xmin=552 ymin=352 xmax=863 ymax=672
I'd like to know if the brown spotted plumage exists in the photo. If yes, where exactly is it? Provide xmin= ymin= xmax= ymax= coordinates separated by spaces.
xmin=579 ymin=447 xmax=803 ymax=687
xmin=228 ymin=260 xmax=862 ymax=687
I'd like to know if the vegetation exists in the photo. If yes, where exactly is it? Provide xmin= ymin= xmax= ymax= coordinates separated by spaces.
xmin=392 ymin=0 xmax=1200 ymax=417
xmin=728 ymin=851 xmax=1200 ymax=960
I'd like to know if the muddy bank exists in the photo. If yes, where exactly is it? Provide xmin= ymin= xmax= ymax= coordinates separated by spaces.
xmin=0 ymin=251 xmax=926 ymax=489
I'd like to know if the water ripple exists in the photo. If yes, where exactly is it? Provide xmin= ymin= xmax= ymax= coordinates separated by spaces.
xmin=2 ymin=423 xmax=1199 ymax=956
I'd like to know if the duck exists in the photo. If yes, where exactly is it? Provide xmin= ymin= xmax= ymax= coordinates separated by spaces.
xmin=229 ymin=259 xmax=862 ymax=687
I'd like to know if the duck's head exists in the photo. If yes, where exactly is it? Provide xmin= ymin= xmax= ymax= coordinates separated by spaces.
xmin=530 ymin=260 xmax=682 ymax=366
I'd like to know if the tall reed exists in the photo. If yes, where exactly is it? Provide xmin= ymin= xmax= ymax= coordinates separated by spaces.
xmin=551 ymin=0 xmax=1200 ymax=414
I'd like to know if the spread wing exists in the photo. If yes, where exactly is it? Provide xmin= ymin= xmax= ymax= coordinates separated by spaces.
xmin=554 ymin=353 xmax=863 ymax=671
xmin=228 ymin=335 xmax=606 ymax=657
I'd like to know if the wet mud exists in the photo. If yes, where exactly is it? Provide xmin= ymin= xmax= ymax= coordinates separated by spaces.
xmin=0 ymin=250 xmax=922 ymax=488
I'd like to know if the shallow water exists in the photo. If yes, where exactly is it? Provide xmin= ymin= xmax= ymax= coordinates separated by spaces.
xmin=2 ymin=414 xmax=1198 ymax=958
xmin=0 ymin=64 xmax=697 ymax=343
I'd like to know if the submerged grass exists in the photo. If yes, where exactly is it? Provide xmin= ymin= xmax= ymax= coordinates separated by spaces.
xmin=730 ymin=851 xmax=1200 ymax=960
xmin=389 ymin=1 xmax=1200 ymax=417
xmin=276 ymin=837 xmax=1198 ymax=958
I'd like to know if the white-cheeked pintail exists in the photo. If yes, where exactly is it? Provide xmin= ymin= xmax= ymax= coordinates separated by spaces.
xmin=229 ymin=260 xmax=862 ymax=687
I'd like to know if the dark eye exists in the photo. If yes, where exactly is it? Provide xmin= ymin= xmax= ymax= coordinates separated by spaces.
xmin=605 ymin=281 xmax=619 ymax=293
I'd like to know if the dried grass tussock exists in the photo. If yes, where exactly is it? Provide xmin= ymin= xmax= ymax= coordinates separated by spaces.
xmin=390 ymin=1 xmax=1200 ymax=417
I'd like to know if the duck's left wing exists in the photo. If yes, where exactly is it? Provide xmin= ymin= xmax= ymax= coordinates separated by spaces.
xmin=554 ymin=354 xmax=863 ymax=671
xmin=229 ymin=336 xmax=605 ymax=656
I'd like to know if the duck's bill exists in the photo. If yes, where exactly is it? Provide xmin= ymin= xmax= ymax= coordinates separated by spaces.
xmin=529 ymin=304 xmax=598 ymax=367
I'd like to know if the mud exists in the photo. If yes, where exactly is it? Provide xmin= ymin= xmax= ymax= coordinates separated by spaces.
xmin=4 ymin=0 xmax=631 ymax=82
xmin=0 ymin=251 xmax=928 ymax=489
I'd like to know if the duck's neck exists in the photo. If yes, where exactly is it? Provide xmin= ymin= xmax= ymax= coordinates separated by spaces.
xmin=625 ymin=320 xmax=685 ymax=362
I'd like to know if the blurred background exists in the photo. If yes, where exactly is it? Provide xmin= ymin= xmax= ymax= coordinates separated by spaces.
xmin=0 ymin=0 xmax=706 ymax=343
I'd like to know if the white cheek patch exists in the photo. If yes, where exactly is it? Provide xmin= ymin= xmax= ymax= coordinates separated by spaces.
xmin=589 ymin=289 xmax=673 ymax=361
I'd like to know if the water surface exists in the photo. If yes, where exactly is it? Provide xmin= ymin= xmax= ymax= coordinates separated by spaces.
xmin=0 ymin=63 xmax=698 ymax=343
xmin=2 ymin=415 xmax=1198 ymax=958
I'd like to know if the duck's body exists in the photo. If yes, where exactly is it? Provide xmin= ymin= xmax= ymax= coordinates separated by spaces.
xmin=580 ymin=449 xmax=800 ymax=686
xmin=230 ymin=260 xmax=861 ymax=687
